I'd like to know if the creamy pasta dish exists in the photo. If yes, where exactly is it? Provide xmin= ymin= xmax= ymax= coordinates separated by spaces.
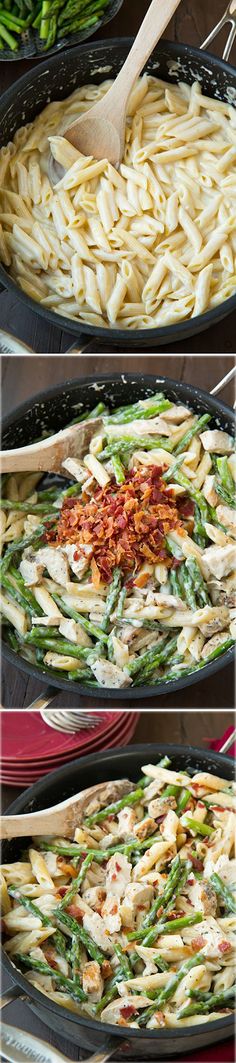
xmin=0 ymin=74 xmax=236 ymax=330
xmin=0 ymin=391 xmax=235 ymax=688
xmin=1 ymin=758 xmax=236 ymax=1028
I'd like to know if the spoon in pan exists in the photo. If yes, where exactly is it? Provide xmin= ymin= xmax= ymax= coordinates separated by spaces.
xmin=0 ymin=778 xmax=133 ymax=839
xmin=49 ymin=0 xmax=181 ymax=183
xmin=0 ymin=415 xmax=102 ymax=476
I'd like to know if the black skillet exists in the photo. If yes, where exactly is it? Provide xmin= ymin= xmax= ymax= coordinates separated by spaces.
xmin=1 ymin=371 xmax=235 ymax=705
xmin=0 ymin=34 xmax=235 ymax=349
xmin=1 ymin=743 xmax=234 ymax=1060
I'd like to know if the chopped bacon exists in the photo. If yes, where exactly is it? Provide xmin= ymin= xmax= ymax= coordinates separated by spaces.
xmin=57 ymin=886 xmax=68 ymax=898
xmin=44 ymin=949 xmax=59 ymax=970
xmin=50 ymin=466 xmax=183 ymax=583
xmin=191 ymin=935 xmax=206 ymax=950
xmin=178 ymin=498 xmax=195 ymax=519
xmin=120 ymin=1005 xmax=137 ymax=1019
xmin=115 ymin=862 xmax=121 ymax=872
xmin=66 ymin=904 xmax=83 ymax=922
xmin=189 ymin=856 xmax=204 ymax=872
xmin=219 ymin=941 xmax=231 ymax=954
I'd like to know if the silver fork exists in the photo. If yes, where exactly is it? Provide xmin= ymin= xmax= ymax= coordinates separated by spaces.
xmin=40 ymin=708 xmax=106 ymax=732
xmin=200 ymin=0 xmax=236 ymax=61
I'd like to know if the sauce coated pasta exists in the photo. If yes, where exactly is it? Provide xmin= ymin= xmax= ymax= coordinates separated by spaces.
xmin=0 ymin=391 xmax=235 ymax=689
xmin=1 ymin=757 xmax=236 ymax=1028
xmin=0 ymin=74 xmax=236 ymax=329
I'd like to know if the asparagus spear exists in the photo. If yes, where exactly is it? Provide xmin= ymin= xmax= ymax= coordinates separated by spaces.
xmin=176 ymin=788 xmax=192 ymax=814
xmin=52 ymin=592 xmax=108 ymax=643
xmin=141 ymin=855 xmax=181 ymax=930
xmin=84 ymin=787 xmax=144 ymax=827
xmin=8 ymin=888 xmax=66 ymax=956
xmin=181 ymin=816 xmax=214 ymax=837
xmin=138 ymin=952 xmax=203 ymax=1026
xmin=177 ymin=984 xmax=236 ymax=1019
xmin=129 ymin=859 xmax=192 ymax=942
xmin=54 ymin=909 xmax=106 ymax=966
xmin=15 ymin=953 xmax=86 ymax=1000
xmin=185 ymin=557 xmax=210 ymax=607
xmin=210 ymin=872 xmax=236 ymax=914
xmin=111 ymin=455 xmax=126 ymax=484
xmin=57 ymin=853 xmax=94 ymax=909
xmin=101 ymin=567 xmax=122 ymax=632
xmin=105 ymin=394 xmax=171 ymax=423
xmin=174 ymin=414 xmax=210 ymax=455
xmin=116 ymin=586 xmax=127 ymax=619
xmin=128 ymin=912 xmax=203 ymax=947
xmin=113 ymin=942 xmax=133 ymax=979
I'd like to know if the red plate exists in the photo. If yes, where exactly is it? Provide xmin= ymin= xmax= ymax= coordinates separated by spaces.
xmin=0 ymin=715 xmax=139 ymax=785
xmin=1 ymin=714 xmax=138 ymax=776
xmin=1 ymin=712 xmax=136 ymax=770
xmin=1 ymin=709 xmax=127 ymax=763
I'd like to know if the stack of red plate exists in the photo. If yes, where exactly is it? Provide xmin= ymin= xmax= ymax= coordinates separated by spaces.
xmin=1 ymin=710 xmax=140 ymax=786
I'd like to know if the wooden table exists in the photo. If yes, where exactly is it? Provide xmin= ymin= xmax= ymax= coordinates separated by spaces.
xmin=0 ymin=0 xmax=236 ymax=352
xmin=2 ymin=351 xmax=235 ymax=709
xmin=1 ymin=708 xmax=234 ymax=1062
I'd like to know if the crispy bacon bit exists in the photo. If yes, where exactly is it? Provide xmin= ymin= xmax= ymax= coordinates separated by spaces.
xmin=219 ymin=941 xmax=231 ymax=954
xmin=191 ymin=935 xmax=206 ymax=950
xmin=189 ymin=856 xmax=204 ymax=872
xmin=115 ymin=862 xmax=121 ymax=872
xmin=178 ymin=498 xmax=195 ymax=519
xmin=44 ymin=949 xmax=58 ymax=970
xmin=120 ymin=1005 xmax=137 ymax=1019
xmin=66 ymin=904 xmax=83 ymax=922
xmin=50 ymin=466 xmax=183 ymax=583
xmin=57 ymin=886 xmax=68 ymax=898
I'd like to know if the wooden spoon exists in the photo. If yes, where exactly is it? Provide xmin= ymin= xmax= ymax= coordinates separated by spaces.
xmin=52 ymin=0 xmax=181 ymax=168
xmin=0 ymin=416 xmax=102 ymax=476
xmin=0 ymin=779 xmax=133 ymax=839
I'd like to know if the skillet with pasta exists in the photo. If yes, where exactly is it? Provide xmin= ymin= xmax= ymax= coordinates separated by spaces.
xmin=1 ymin=757 xmax=236 ymax=1028
xmin=0 ymin=390 xmax=235 ymax=688
xmin=0 ymin=74 xmax=236 ymax=330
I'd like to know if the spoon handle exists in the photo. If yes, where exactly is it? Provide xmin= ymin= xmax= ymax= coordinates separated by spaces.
xmin=0 ymin=810 xmax=63 ymax=839
xmin=103 ymin=0 xmax=182 ymax=115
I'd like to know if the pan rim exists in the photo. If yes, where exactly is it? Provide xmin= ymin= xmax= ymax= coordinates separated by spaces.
xmin=1 ymin=742 xmax=234 ymax=1043
xmin=0 ymin=37 xmax=236 ymax=344
xmin=2 ymin=371 xmax=235 ymax=699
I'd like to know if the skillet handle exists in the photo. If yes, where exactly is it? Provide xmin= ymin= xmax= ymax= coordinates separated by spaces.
xmin=200 ymin=1 xmax=236 ymax=61
xmin=210 ymin=365 xmax=236 ymax=398
xmin=25 ymin=686 xmax=57 ymax=710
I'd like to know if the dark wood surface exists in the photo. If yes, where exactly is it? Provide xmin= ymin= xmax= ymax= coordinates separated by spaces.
xmin=2 ymin=352 xmax=235 ymax=709
xmin=1 ymin=708 xmax=234 ymax=1062
xmin=0 ymin=0 xmax=236 ymax=352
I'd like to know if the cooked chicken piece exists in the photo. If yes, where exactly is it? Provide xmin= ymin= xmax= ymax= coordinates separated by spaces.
xmin=90 ymin=659 xmax=132 ymax=688
xmin=74 ymin=827 xmax=100 ymax=848
xmin=209 ymin=573 xmax=236 ymax=608
xmin=217 ymin=505 xmax=236 ymax=531
xmin=193 ymin=605 xmax=229 ymax=637
xmin=19 ymin=550 xmax=44 ymax=587
xmin=111 ymin=636 xmax=129 ymax=670
xmin=182 ymin=915 xmax=233 ymax=960
xmin=186 ymin=879 xmax=217 ymax=917
xmin=201 ymin=630 xmax=230 ymax=659
xmin=82 ymin=960 xmax=104 ymax=1002
xmin=107 ymin=417 xmax=172 ymax=439
xmin=119 ymin=882 xmax=153 ymax=928
xmin=83 ymin=911 xmax=113 ymax=954
xmin=163 ymin=404 xmax=192 ymax=423
xmin=105 ymin=853 xmax=132 ymax=899
xmin=200 ymin=430 xmax=234 ymax=454
xmin=117 ymin=807 xmax=137 ymax=839
xmin=58 ymin=618 xmax=92 ymax=647
xmin=133 ymin=817 xmax=157 ymax=842
xmin=36 ymin=547 xmax=69 ymax=586
xmin=202 ymin=475 xmax=219 ymax=507
xmin=82 ymin=887 xmax=106 ymax=910
xmin=63 ymin=543 xmax=93 ymax=580
xmin=148 ymin=797 xmax=177 ymax=818
xmin=101 ymin=895 xmax=121 ymax=933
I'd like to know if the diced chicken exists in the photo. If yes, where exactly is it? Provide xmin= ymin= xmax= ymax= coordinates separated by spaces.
xmin=101 ymin=895 xmax=121 ymax=933
xmin=217 ymin=506 xmax=236 ymax=532
xmin=63 ymin=543 xmax=93 ymax=580
xmin=105 ymin=853 xmax=132 ymax=899
xmin=209 ymin=573 xmax=236 ymax=608
xmin=200 ymin=430 xmax=234 ymax=454
xmin=133 ymin=817 xmax=157 ymax=842
xmin=122 ymin=882 xmax=153 ymax=925
xmin=201 ymin=630 xmax=230 ymax=659
xmin=202 ymin=475 xmax=219 ymax=507
xmin=82 ymin=886 xmax=106 ymax=909
xmin=163 ymin=404 xmax=191 ymax=423
xmin=186 ymin=879 xmax=217 ymax=917
xmin=148 ymin=797 xmax=177 ymax=818
xmin=182 ymin=916 xmax=233 ymax=960
xmin=194 ymin=605 xmax=229 ymax=637
xmin=82 ymin=960 xmax=104 ymax=1002
xmin=36 ymin=547 xmax=69 ymax=586
xmin=117 ymin=807 xmax=137 ymax=838
xmin=83 ymin=911 xmax=113 ymax=954
xmin=58 ymin=618 xmax=92 ymax=647
xmin=19 ymin=550 xmax=44 ymax=587
xmin=90 ymin=659 xmax=132 ymax=688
